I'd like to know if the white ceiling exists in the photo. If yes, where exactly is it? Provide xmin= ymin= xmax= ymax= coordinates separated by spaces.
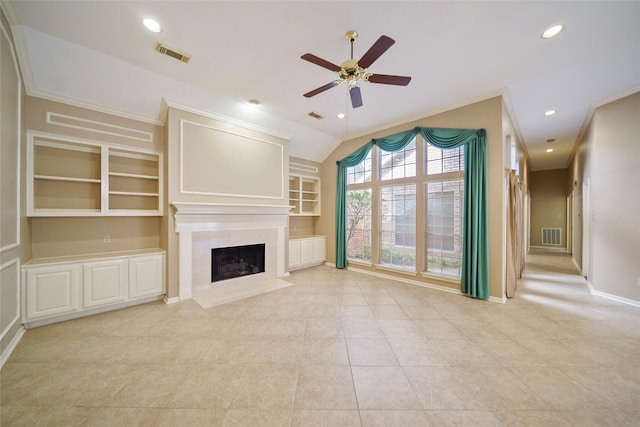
xmin=4 ymin=1 xmax=639 ymax=170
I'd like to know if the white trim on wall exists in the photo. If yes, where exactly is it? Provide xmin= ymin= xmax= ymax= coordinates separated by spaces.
xmin=0 ymin=16 xmax=21 ymax=253
xmin=46 ymin=112 xmax=154 ymax=143
xmin=586 ymin=278 xmax=640 ymax=308
xmin=179 ymin=119 xmax=285 ymax=200
xmin=0 ymin=258 xmax=21 ymax=342
xmin=165 ymin=98 xmax=290 ymax=141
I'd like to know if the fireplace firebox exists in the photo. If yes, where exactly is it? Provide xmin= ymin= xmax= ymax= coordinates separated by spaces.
xmin=211 ymin=243 xmax=266 ymax=283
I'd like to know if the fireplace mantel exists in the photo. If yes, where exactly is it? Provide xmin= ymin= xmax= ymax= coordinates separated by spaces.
xmin=171 ymin=202 xmax=291 ymax=301
xmin=172 ymin=202 xmax=292 ymax=217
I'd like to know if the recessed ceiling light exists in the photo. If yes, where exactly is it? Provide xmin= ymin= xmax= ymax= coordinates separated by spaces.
xmin=143 ymin=18 xmax=162 ymax=33
xmin=546 ymin=148 xmax=554 ymax=153
xmin=541 ymin=24 xmax=564 ymax=39
xmin=337 ymin=113 xmax=345 ymax=119
xmin=544 ymin=109 xmax=557 ymax=116
xmin=246 ymin=99 xmax=260 ymax=106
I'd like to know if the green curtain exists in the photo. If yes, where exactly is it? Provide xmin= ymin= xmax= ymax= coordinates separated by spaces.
xmin=335 ymin=126 xmax=489 ymax=299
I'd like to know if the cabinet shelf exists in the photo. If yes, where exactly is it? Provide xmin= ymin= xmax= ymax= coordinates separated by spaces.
xmin=289 ymin=174 xmax=320 ymax=216
xmin=34 ymin=175 xmax=101 ymax=183
xmin=27 ymin=131 xmax=163 ymax=217
xmin=109 ymin=172 xmax=159 ymax=180
xmin=109 ymin=191 xmax=160 ymax=197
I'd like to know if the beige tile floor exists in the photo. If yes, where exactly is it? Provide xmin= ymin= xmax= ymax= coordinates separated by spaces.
xmin=2 ymin=252 xmax=639 ymax=426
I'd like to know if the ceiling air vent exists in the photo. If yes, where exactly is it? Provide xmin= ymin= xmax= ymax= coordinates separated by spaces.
xmin=156 ymin=43 xmax=190 ymax=63
xmin=308 ymin=111 xmax=324 ymax=120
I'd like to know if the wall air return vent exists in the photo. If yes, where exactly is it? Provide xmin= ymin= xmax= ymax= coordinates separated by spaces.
xmin=156 ymin=43 xmax=190 ymax=63
xmin=541 ymin=228 xmax=562 ymax=246
xmin=308 ymin=112 xmax=324 ymax=120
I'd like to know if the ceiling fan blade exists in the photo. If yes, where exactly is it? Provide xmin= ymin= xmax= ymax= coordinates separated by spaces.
xmin=350 ymin=86 xmax=363 ymax=108
xmin=301 ymin=53 xmax=342 ymax=72
xmin=358 ymin=35 xmax=395 ymax=69
xmin=368 ymin=74 xmax=412 ymax=86
xmin=303 ymin=81 xmax=339 ymax=98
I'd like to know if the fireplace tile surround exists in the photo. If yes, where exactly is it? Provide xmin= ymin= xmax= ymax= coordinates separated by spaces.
xmin=172 ymin=202 xmax=290 ymax=301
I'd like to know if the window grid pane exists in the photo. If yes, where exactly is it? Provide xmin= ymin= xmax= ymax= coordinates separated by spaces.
xmin=346 ymin=189 xmax=372 ymax=262
xmin=379 ymin=139 xmax=416 ymax=181
xmin=379 ymin=184 xmax=416 ymax=270
xmin=425 ymin=179 xmax=464 ymax=277
xmin=346 ymin=151 xmax=372 ymax=185
xmin=426 ymin=144 xmax=464 ymax=175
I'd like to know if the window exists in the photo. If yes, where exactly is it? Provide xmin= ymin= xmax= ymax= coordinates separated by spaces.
xmin=424 ymin=142 xmax=464 ymax=277
xmin=379 ymin=139 xmax=416 ymax=180
xmin=343 ymin=135 xmax=465 ymax=279
xmin=346 ymin=189 xmax=372 ymax=263
xmin=380 ymin=184 xmax=416 ymax=270
xmin=426 ymin=144 xmax=464 ymax=175
xmin=346 ymin=150 xmax=372 ymax=184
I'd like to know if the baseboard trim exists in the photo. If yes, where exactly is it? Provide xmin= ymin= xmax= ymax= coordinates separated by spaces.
xmin=529 ymin=245 xmax=569 ymax=253
xmin=346 ymin=265 xmax=502 ymax=303
xmin=24 ymin=295 xmax=165 ymax=329
xmin=585 ymin=279 xmax=640 ymax=308
xmin=164 ymin=295 xmax=180 ymax=304
xmin=572 ymin=257 xmax=583 ymax=275
xmin=0 ymin=326 xmax=26 ymax=369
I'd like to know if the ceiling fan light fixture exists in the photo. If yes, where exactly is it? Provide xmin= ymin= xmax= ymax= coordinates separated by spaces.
xmin=301 ymin=31 xmax=411 ymax=108
xmin=541 ymin=24 xmax=564 ymax=39
xmin=143 ymin=18 xmax=162 ymax=33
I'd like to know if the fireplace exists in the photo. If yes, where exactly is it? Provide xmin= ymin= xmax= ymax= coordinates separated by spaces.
xmin=212 ymin=243 xmax=265 ymax=282
xmin=172 ymin=202 xmax=290 ymax=301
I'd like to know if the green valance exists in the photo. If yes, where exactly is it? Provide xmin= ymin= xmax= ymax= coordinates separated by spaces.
xmin=336 ymin=126 xmax=489 ymax=299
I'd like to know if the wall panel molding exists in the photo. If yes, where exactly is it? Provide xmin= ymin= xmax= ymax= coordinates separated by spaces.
xmin=0 ymin=258 xmax=20 ymax=342
xmin=0 ymin=16 xmax=21 ymax=252
xmin=179 ymin=119 xmax=285 ymax=200
xmin=46 ymin=112 xmax=154 ymax=143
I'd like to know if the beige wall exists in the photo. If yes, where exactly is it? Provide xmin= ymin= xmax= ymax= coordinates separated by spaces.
xmin=529 ymin=169 xmax=569 ymax=248
xmin=569 ymin=91 xmax=640 ymax=302
xmin=0 ymin=6 xmax=24 ymax=361
xmin=24 ymin=97 xmax=165 ymax=259
xmin=164 ymin=107 xmax=290 ymax=298
xmin=166 ymin=107 xmax=289 ymax=206
xmin=316 ymin=96 xmax=505 ymax=299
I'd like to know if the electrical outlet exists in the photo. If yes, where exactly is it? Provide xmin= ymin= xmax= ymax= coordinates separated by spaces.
xmin=103 ymin=235 xmax=111 ymax=243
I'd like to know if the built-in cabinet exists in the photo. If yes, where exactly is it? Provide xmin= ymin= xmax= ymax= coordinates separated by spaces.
xmin=27 ymin=131 xmax=163 ymax=217
xmin=289 ymin=236 xmax=326 ymax=271
xmin=22 ymin=250 xmax=165 ymax=327
xmin=289 ymin=174 xmax=320 ymax=216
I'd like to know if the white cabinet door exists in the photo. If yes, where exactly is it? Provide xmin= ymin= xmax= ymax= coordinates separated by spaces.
xmin=24 ymin=264 xmax=80 ymax=320
xmin=300 ymin=239 xmax=314 ymax=264
xmin=312 ymin=237 xmax=326 ymax=263
xmin=129 ymin=254 xmax=164 ymax=299
xmin=83 ymin=259 xmax=127 ymax=308
xmin=289 ymin=240 xmax=301 ymax=268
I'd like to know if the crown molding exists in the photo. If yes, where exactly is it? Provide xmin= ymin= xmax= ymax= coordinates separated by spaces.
xmin=163 ymin=98 xmax=291 ymax=141
xmin=569 ymin=84 xmax=640 ymax=168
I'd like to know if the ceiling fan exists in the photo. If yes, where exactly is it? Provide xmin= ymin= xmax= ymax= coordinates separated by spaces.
xmin=301 ymin=31 xmax=411 ymax=108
